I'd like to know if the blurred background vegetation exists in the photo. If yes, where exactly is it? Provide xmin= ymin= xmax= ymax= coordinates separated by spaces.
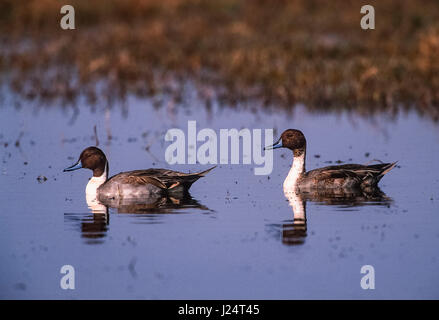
xmin=0 ymin=0 xmax=438 ymax=119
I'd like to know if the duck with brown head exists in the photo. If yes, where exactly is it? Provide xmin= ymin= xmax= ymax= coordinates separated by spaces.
xmin=265 ymin=129 xmax=397 ymax=192
xmin=64 ymin=146 xmax=216 ymax=202
xmin=64 ymin=147 xmax=109 ymax=197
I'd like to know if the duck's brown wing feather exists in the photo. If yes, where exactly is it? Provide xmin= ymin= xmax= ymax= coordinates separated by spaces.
xmin=305 ymin=162 xmax=397 ymax=182
xmin=112 ymin=166 xmax=216 ymax=190
xmin=120 ymin=174 xmax=168 ymax=189
xmin=304 ymin=168 xmax=362 ymax=187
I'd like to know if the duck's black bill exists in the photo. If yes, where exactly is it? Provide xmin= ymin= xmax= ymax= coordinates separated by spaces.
xmin=63 ymin=160 xmax=82 ymax=172
xmin=264 ymin=138 xmax=282 ymax=150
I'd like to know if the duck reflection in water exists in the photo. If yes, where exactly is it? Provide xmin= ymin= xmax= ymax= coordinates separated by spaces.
xmin=95 ymin=193 xmax=210 ymax=214
xmin=64 ymin=206 xmax=109 ymax=244
xmin=64 ymin=191 xmax=211 ymax=243
xmin=279 ymin=187 xmax=392 ymax=246
xmin=265 ymin=129 xmax=396 ymax=246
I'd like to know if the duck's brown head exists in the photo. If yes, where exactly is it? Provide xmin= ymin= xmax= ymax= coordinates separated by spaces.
xmin=265 ymin=129 xmax=307 ymax=156
xmin=64 ymin=146 xmax=108 ymax=177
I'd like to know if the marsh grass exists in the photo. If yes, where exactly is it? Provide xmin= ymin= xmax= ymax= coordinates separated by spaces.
xmin=1 ymin=0 xmax=438 ymax=120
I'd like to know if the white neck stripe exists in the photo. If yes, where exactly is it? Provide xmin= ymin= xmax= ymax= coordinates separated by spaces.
xmin=85 ymin=162 xmax=108 ymax=197
xmin=283 ymin=151 xmax=306 ymax=190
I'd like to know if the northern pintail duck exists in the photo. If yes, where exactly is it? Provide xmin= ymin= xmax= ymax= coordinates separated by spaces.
xmin=64 ymin=146 xmax=215 ymax=201
xmin=265 ymin=129 xmax=397 ymax=191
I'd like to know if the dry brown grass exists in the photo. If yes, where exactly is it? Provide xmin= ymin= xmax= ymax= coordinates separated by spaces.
xmin=1 ymin=0 xmax=439 ymax=119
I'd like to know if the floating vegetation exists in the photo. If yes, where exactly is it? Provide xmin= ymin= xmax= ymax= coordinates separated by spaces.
xmin=36 ymin=175 xmax=48 ymax=183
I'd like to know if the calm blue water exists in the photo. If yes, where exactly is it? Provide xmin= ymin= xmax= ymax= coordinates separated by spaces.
xmin=1 ymin=94 xmax=438 ymax=299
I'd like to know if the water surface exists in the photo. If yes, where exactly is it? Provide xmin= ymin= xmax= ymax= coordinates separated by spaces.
xmin=1 ymin=95 xmax=438 ymax=299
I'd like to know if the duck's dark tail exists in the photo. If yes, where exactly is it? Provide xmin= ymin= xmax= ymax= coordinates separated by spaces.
xmin=183 ymin=166 xmax=217 ymax=185
xmin=361 ymin=161 xmax=397 ymax=187
xmin=194 ymin=165 xmax=217 ymax=176
xmin=167 ymin=166 xmax=217 ymax=194
xmin=377 ymin=161 xmax=398 ymax=178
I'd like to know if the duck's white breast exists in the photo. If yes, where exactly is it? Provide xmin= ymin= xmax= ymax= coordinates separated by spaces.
xmin=86 ymin=172 xmax=107 ymax=197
